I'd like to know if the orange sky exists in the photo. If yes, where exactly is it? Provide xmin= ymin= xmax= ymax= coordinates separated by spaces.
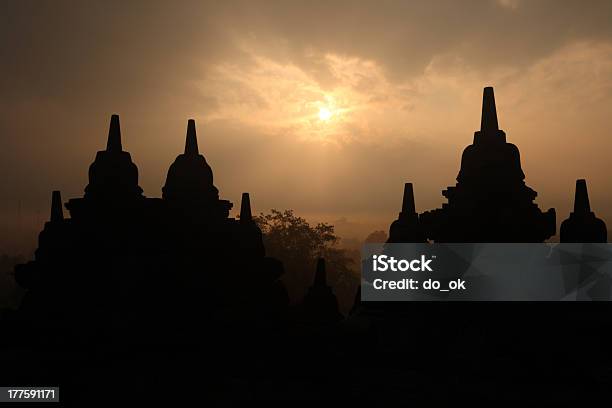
xmin=2 ymin=0 xmax=612 ymax=253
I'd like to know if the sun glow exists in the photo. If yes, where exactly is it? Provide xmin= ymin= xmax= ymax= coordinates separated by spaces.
xmin=318 ymin=107 xmax=332 ymax=121
xmin=200 ymin=51 xmax=393 ymax=142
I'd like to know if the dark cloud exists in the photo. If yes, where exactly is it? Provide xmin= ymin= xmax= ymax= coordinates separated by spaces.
xmin=3 ymin=1 xmax=612 ymax=103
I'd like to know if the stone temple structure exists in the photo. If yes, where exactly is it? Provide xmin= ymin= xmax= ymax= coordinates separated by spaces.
xmin=15 ymin=115 xmax=288 ymax=345
xmin=560 ymin=179 xmax=607 ymax=243
xmin=390 ymin=87 xmax=560 ymax=243
xmin=5 ymin=89 xmax=612 ymax=406
xmin=162 ymin=119 xmax=233 ymax=220
xmin=387 ymin=183 xmax=426 ymax=243
xmin=301 ymin=258 xmax=344 ymax=324
xmin=378 ymin=88 xmax=610 ymax=378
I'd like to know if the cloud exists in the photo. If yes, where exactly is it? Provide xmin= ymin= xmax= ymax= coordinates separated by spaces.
xmin=497 ymin=0 xmax=520 ymax=10
xmin=3 ymin=0 xmax=612 ymax=251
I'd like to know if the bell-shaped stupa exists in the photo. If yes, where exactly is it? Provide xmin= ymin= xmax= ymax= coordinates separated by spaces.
xmin=560 ymin=179 xmax=607 ymax=243
xmin=302 ymin=258 xmax=344 ymax=323
xmin=84 ymin=114 xmax=143 ymax=200
xmin=162 ymin=119 xmax=232 ymax=219
xmin=388 ymin=183 xmax=426 ymax=243
xmin=418 ymin=87 xmax=556 ymax=242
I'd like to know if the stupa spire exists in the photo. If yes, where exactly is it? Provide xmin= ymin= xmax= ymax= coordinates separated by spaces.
xmin=240 ymin=192 xmax=252 ymax=222
xmin=401 ymin=183 xmax=416 ymax=215
xmin=314 ymin=258 xmax=327 ymax=287
xmin=480 ymin=86 xmax=499 ymax=133
xmin=561 ymin=179 xmax=606 ymax=243
xmin=50 ymin=190 xmax=64 ymax=222
xmin=574 ymin=179 xmax=591 ymax=214
xmin=184 ymin=119 xmax=199 ymax=155
xmin=106 ymin=114 xmax=122 ymax=152
xmin=388 ymin=182 xmax=426 ymax=242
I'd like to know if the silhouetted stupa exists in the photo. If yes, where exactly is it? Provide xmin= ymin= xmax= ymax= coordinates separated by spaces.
xmin=84 ymin=114 xmax=143 ymax=200
xmin=302 ymin=258 xmax=343 ymax=323
xmin=388 ymin=183 xmax=426 ymax=243
xmin=560 ymin=179 xmax=607 ymax=243
xmin=238 ymin=193 xmax=266 ymax=258
xmin=394 ymin=87 xmax=557 ymax=242
xmin=162 ymin=119 xmax=232 ymax=219
xmin=14 ymin=191 xmax=71 ymax=291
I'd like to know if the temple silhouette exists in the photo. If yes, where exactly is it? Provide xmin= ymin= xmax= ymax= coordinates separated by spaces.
xmin=4 ymin=86 xmax=611 ymax=405
xmin=366 ymin=87 xmax=612 ymax=407
xmin=560 ymin=179 xmax=607 ymax=243
xmin=13 ymin=87 xmax=608 ymax=335
xmin=11 ymin=87 xmax=611 ymax=338
xmin=14 ymin=116 xmax=292 ymax=346
xmin=388 ymin=87 xmax=606 ymax=244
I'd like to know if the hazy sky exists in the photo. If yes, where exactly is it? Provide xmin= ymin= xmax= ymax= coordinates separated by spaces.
xmin=2 ymin=0 xmax=612 ymax=252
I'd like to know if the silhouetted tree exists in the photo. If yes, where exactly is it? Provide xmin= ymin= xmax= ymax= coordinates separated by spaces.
xmin=255 ymin=209 xmax=358 ymax=312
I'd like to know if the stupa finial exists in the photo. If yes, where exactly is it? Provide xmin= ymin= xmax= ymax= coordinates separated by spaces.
xmin=184 ymin=119 xmax=199 ymax=155
xmin=401 ymin=183 xmax=416 ymax=215
xmin=480 ymin=87 xmax=499 ymax=133
xmin=240 ymin=192 xmax=252 ymax=222
xmin=106 ymin=114 xmax=122 ymax=152
xmin=574 ymin=179 xmax=591 ymax=214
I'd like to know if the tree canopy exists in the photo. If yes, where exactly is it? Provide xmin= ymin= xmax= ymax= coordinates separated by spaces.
xmin=255 ymin=209 xmax=358 ymax=312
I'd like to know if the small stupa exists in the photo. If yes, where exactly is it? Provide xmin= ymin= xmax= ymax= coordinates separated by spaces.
xmin=302 ymin=258 xmax=344 ymax=323
xmin=560 ymin=179 xmax=607 ymax=243
xmin=388 ymin=183 xmax=426 ymax=243
xmin=162 ymin=119 xmax=232 ymax=219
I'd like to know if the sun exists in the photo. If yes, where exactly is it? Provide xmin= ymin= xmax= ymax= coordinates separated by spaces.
xmin=318 ymin=107 xmax=332 ymax=121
